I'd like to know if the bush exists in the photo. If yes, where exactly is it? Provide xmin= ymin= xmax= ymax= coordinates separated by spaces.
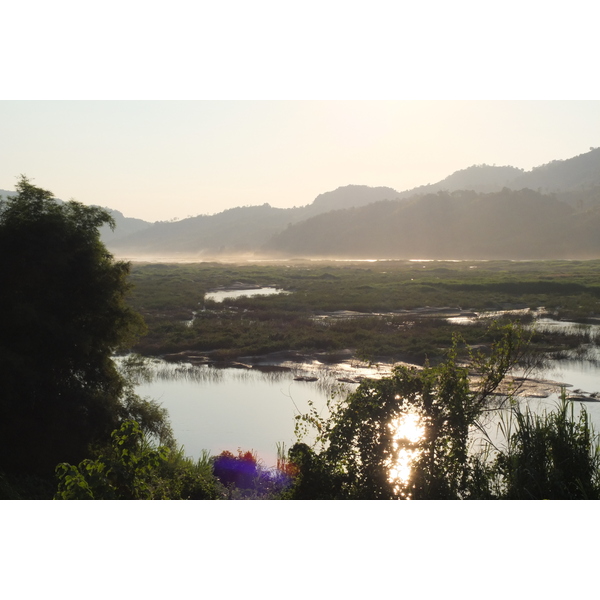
xmin=492 ymin=396 xmax=600 ymax=499
xmin=55 ymin=421 xmax=218 ymax=500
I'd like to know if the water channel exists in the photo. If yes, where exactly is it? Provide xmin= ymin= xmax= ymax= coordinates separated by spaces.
xmin=204 ymin=287 xmax=290 ymax=303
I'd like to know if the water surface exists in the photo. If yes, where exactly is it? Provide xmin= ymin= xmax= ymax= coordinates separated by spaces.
xmin=135 ymin=363 xmax=355 ymax=466
xmin=133 ymin=316 xmax=600 ymax=469
xmin=205 ymin=287 xmax=290 ymax=303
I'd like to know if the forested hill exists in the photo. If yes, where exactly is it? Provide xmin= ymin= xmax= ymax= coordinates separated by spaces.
xmin=397 ymin=148 xmax=600 ymax=199
xmin=510 ymin=147 xmax=600 ymax=193
xmin=264 ymin=188 xmax=600 ymax=259
xmin=262 ymin=148 xmax=600 ymax=259
xmin=105 ymin=147 xmax=600 ymax=259
xmin=398 ymin=165 xmax=525 ymax=197
xmin=5 ymin=147 xmax=600 ymax=258
xmin=105 ymin=185 xmax=404 ymax=256
xmin=108 ymin=204 xmax=299 ymax=255
xmin=307 ymin=185 xmax=402 ymax=213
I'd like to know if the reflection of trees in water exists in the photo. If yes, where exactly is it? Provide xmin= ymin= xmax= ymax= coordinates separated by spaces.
xmin=547 ymin=346 xmax=600 ymax=366
xmin=533 ymin=320 xmax=600 ymax=341
xmin=139 ymin=358 xmax=359 ymax=399
xmin=151 ymin=363 xmax=225 ymax=383
xmin=311 ymin=370 xmax=355 ymax=399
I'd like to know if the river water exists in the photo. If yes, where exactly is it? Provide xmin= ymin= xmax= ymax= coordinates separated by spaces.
xmin=204 ymin=286 xmax=290 ymax=304
xmin=133 ymin=290 xmax=600 ymax=467
xmin=134 ymin=362 xmax=363 ymax=467
xmin=132 ymin=351 xmax=600 ymax=469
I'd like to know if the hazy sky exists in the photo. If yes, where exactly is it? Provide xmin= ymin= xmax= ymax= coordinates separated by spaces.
xmin=2 ymin=101 xmax=599 ymax=222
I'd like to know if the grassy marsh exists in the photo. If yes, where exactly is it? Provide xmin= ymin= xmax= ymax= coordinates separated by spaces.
xmin=126 ymin=259 xmax=600 ymax=364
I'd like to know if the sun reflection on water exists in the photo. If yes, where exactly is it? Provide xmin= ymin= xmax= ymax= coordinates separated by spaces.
xmin=386 ymin=406 xmax=426 ymax=499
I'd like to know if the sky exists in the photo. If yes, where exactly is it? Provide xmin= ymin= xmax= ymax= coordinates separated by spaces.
xmin=2 ymin=100 xmax=600 ymax=222
xmin=3 ymin=2 xmax=599 ymax=223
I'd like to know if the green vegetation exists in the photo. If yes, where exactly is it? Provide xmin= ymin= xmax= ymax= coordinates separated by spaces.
xmin=127 ymin=259 xmax=600 ymax=363
xmin=492 ymin=395 xmax=600 ymax=499
xmin=52 ymin=324 xmax=600 ymax=500
xmin=282 ymin=325 xmax=600 ymax=500
xmin=0 ymin=178 xmax=169 ymax=497
xmin=55 ymin=421 xmax=292 ymax=500
xmin=56 ymin=421 xmax=217 ymax=500
xmin=283 ymin=324 xmax=521 ymax=499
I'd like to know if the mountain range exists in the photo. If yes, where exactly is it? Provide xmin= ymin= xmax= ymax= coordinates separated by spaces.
xmin=3 ymin=147 xmax=600 ymax=259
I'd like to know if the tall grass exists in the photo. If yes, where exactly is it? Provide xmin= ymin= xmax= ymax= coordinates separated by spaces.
xmin=491 ymin=392 xmax=600 ymax=499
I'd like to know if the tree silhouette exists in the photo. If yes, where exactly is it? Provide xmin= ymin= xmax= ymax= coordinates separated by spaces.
xmin=0 ymin=177 xmax=147 ymax=477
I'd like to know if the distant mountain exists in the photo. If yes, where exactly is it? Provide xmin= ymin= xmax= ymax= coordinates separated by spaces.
xmin=510 ymin=147 xmax=600 ymax=193
xmin=107 ymin=147 xmax=600 ymax=258
xmin=398 ymin=148 xmax=600 ymax=202
xmin=264 ymin=189 xmax=591 ymax=259
xmin=398 ymin=165 xmax=525 ymax=197
xmin=99 ymin=209 xmax=153 ymax=243
xmin=106 ymin=185 xmax=407 ymax=257
xmin=108 ymin=204 xmax=296 ymax=256
xmin=5 ymin=146 xmax=600 ymax=259
xmin=308 ymin=185 xmax=402 ymax=213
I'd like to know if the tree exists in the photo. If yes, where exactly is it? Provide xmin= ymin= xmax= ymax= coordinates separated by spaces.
xmin=286 ymin=324 xmax=528 ymax=499
xmin=0 ymin=176 xmax=150 ymax=478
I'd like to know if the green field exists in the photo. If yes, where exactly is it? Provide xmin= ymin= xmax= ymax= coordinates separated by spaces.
xmin=125 ymin=259 xmax=600 ymax=364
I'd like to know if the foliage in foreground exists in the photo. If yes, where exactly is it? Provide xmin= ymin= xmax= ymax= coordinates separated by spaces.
xmin=54 ymin=323 xmax=600 ymax=500
xmin=211 ymin=448 xmax=294 ymax=499
xmin=54 ymin=348 xmax=600 ymax=500
xmin=0 ymin=178 xmax=169 ymax=491
xmin=56 ymin=421 xmax=217 ymax=500
xmin=56 ymin=421 xmax=294 ymax=500
xmin=492 ymin=396 xmax=600 ymax=499
xmin=283 ymin=324 xmax=600 ymax=500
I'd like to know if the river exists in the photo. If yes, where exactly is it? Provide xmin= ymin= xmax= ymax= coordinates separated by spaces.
xmin=133 ymin=288 xmax=600 ymax=468
xmin=134 ymin=361 xmax=367 ymax=466
xmin=130 ymin=349 xmax=600 ymax=470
